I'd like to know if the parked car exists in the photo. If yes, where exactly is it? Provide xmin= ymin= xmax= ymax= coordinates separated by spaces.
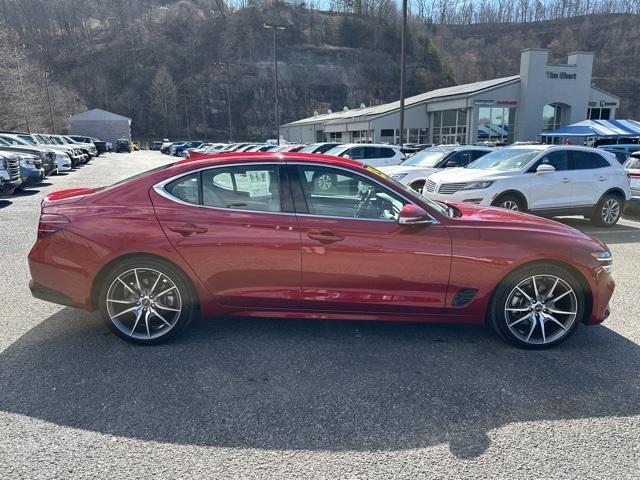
xmin=324 ymin=143 xmax=405 ymax=167
xmin=625 ymin=152 xmax=640 ymax=197
xmin=0 ymin=152 xmax=22 ymax=195
xmin=171 ymin=141 xmax=203 ymax=156
xmin=64 ymin=135 xmax=98 ymax=158
xmin=17 ymin=153 xmax=45 ymax=189
xmin=298 ymin=142 xmax=341 ymax=154
xmin=46 ymin=135 xmax=90 ymax=163
xmin=597 ymin=144 xmax=640 ymax=164
xmin=379 ymin=146 xmax=494 ymax=192
xmin=28 ymin=152 xmax=615 ymax=349
xmin=20 ymin=133 xmax=84 ymax=167
xmin=115 ymin=139 xmax=132 ymax=153
xmin=161 ymin=141 xmax=182 ymax=154
xmin=0 ymin=136 xmax=57 ymax=175
xmin=424 ymin=145 xmax=630 ymax=226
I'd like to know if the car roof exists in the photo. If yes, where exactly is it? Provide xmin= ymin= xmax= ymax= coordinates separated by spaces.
xmin=174 ymin=152 xmax=364 ymax=170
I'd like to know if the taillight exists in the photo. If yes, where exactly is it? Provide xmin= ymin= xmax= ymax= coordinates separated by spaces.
xmin=37 ymin=213 xmax=70 ymax=239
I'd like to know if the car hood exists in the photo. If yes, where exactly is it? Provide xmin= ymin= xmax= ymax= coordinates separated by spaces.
xmin=446 ymin=200 xmax=604 ymax=245
xmin=379 ymin=165 xmax=440 ymax=176
xmin=428 ymin=167 xmax=516 ymax=183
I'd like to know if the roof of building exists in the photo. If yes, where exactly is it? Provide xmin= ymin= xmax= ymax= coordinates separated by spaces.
xmin=282 ymin=75 xmax=520 ymax=128
xmin=70 ymin=108 xmax=132 ymax=122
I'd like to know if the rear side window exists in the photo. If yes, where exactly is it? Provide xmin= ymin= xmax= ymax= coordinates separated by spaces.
xmin=570 ymin=151 xmax=610 ymax=170
xmin=376 ymin=147 xmax=396 ymax=158
xmin=165 ymin=173 xmax=199 ymax=204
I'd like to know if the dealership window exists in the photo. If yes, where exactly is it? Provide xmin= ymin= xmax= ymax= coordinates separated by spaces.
xmin=432 ymin=109 xmax=467 ymax=145
xmin=477 ymin=107 xmax=516 ymax=143
xmin=587 ymin=108 xmax=611 ymax=120
xmin=379 ymin=128 xmax=427 ymax=145
xmin=352 ymin=130 xmax=373 ymax=143
xmin=326 ymin=132 xmax=342 ymax=141
xmin=542 ymin=104 xmax=562 ymax=131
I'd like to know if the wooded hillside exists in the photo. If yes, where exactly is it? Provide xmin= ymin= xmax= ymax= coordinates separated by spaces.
xmin=0 ymin=1 xmax=637 ymax=140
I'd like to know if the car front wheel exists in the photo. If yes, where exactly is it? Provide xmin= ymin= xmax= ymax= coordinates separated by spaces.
xmin=489 ymin=264 xmax=584 ymax=349
xmin=492 ymin=194 xmax=525 ymax=212
xmin=99 ymin=258 xmax=197 ymax=344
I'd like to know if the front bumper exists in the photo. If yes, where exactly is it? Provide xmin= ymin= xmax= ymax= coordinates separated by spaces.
xmin=20 ymin=167 xmax=45 ymax=188
xmin=0 ymin=177 xmax=22 ymax=196
xmin=56 ymin=157 xmax=72 ymax=172
xmin=424 ymin=189 xmax=496 ymax=206
xmin=586 ymin=267 xmax=616 ymax=325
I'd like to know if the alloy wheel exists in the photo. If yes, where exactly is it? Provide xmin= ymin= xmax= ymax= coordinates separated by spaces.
xmin=601 ymin=198 xmax=620 ymax=224
xmin=106 ymin=268 xmax=182 ymax=340
xmin=500 ymin=200 xmax=520 ymax=211
xmin=504 ymin=274 xmax=578 ymax=346
xmin=315 ymin=173 xmax=334 ymax=191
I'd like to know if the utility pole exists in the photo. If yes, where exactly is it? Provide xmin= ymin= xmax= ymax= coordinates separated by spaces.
xmin=44 ymin=71 xmax=56 ymax=134
xmin=264 ymin=23 xmax=285 ymax=145
xmin=398 ymin=0 xmax=408 ymax=147
xmin=14 ymin=46 xmax=31 ymax=133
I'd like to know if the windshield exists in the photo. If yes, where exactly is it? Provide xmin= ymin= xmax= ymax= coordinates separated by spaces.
xmin=367 ymin=165 xmax=451 ymax=217
xmin=402 ymin=148 xmax=452 ymax=167
xmin=298 ymin=144 xmax=321 ymax=153
xmin=467 ymin=148 xmax=540 ymax=171
xmin=324 ymin=145 xmax=350 ymax=157
xmin=18 ymin=135 xmax=37 ymax=145
xmin=1 ymin=135 xmax=29 ymax=146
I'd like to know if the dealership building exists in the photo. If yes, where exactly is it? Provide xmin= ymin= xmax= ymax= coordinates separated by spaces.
xmin=280 ymin=49 xmax=620 ymax=145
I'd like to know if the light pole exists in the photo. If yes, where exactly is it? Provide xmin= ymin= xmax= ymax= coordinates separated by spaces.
xmin=14 ymin=46 xmax=31 ymax=133
xmin=264 ymin=23 xmax=285 ymax=145
xmin=44 ymin=70 xmax=56 ymax=134
xmin=398 ymin=0 xmax=408 ymax=147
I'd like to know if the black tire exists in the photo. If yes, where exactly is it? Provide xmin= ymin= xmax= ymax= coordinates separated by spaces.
xmin=488 ymin=263 xmax=585 ymax=349
xmin=98 ymin=257 xmax=197 ymax=345
xmin=591 ymin=194 xmax=623 ymax=227
xmin=409 ymin=180 xmax=426 ymax=192
xmin=492 ymin=194 xmax=525 ymax=212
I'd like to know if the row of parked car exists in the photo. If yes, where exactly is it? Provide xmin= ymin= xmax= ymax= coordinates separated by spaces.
xmin=153 ymin=139 xmax=638 ymax=227
xmin=0 ymin=131 xmax=105 ymax=196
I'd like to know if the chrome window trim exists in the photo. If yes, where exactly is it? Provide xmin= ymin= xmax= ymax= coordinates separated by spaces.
xmin=152 ymin=160 xmax=440 ymax=224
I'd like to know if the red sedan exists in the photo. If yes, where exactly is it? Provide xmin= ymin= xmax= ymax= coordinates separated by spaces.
xmin=28 ymin=153 xmax=615 ymax=348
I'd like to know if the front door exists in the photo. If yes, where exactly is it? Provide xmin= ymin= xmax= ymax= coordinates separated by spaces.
xmin=527 ymin=150 xmax=574 ymax=210
xmin=151 ymin=164 xmax=301 ymax=308
xmin=290 ymin=164 xmax=452 ymax=314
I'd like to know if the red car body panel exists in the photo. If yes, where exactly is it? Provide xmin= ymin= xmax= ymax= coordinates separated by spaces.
xmin=28 ymin=153 xmax=615 ymax=327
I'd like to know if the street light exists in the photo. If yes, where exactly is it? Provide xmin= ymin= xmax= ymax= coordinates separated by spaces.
xmin=398 ymin=0 xmax=408 ymax=147
xmin=264 ymin=23 xmax=285 ymax=145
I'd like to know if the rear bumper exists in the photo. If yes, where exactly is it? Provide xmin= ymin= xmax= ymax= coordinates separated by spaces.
xmin=29 ymin=280 xmax=82 ymax=308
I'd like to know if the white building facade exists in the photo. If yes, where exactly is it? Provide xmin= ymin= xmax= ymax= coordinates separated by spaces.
xmin=280 ymin=49 xmax=619 ymax=145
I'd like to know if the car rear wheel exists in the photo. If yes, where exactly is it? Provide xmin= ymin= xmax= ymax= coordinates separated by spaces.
xmin=99 ymin=258 xmax=197 ymax=344
xmin=492 ymin=194 xmax=524 ymax=211
xmin=489 ymin=264 xmax=584 ymax=349
xmin=592 ymin=194 xmax=622 ymax=227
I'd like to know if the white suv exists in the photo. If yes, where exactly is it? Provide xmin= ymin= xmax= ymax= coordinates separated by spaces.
xmin=324 ymin=143 xmax=405 ymax=167
xmin=424 ymin=145 xmax=631 ymax=227
xmin=379 ymin=145 xmax=493 ymax=191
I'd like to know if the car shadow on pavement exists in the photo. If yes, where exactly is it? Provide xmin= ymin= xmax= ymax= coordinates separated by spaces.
xmin=1 ymin=309 xmax=639 ymax=458
xmin=0 ymin=200 xmax=12 ymax=209
xmin=11 ymin=188 xmax=41 ymax=197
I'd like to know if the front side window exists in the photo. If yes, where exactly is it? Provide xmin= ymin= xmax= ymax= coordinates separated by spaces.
xmin=347 ymin=147 xmax=365 ymax=160
xmin=296 ymin=165 xmax=405 ymax=221
xmin=530 ymin=150 xmax=570 ymax=172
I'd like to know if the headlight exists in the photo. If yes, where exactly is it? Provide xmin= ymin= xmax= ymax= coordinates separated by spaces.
xmin=391 ymin=173 xmax=408 ymax=180
xmin=591 ymin=250 xmax=613 ymax=272
xmin=460 ymin=181 xmax=494 ymax=190
xmin=20 ymin=158 xmax=36 ymax=167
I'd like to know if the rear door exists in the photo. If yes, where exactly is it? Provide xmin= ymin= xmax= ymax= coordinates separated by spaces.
xmin=569 ymin=150 xmax=613 ymax=207
xmin=151 ymin=163 xmax=302 ymax=308
xmin=527 ymin=150 xmax=574 ymax=210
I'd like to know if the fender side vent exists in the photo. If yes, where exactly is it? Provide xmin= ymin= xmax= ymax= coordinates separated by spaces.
xmin=452 ymin=288 xmax=478 ymax=307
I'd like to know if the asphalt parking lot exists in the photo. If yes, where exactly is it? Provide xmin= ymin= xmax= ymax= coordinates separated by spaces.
xmin=1 ymin=151 xmax=639 ymax=479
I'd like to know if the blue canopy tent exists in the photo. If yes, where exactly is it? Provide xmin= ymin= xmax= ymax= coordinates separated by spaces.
xmin=540 ymin=119 xmax=640 ymax=137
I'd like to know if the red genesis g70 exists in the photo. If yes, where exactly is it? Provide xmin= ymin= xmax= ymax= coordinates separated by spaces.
xmin=28 ymin=153 xmax=615 ymax=348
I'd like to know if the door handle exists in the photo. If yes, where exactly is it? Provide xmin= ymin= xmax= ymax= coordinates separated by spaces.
xmin=561 ymin=178 xmax=570 ymax=183
xmin=168 ymin=224 xmax=208 ymax=236
xmin=597 ymin=176 xmax=606 ymax=181
xmin=307 ymin=230 xmax=345 ymax=244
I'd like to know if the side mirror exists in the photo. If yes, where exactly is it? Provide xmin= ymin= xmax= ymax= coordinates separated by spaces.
xmin=536 ymin=164 xmax=556 ymax=174
xmin=398 ymin=204 xmax=432 ymax=225
xmin=445 ymin=160 xmax=459 ymax=168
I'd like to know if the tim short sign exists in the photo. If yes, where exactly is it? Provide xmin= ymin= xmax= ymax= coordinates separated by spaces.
xmin=546 ymin=71 xmax=577 ymax=80
xmin=588 ymin=100 xmax=618 ymax=107
xmin=473 ymin=100 xmax=518 ymax=107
